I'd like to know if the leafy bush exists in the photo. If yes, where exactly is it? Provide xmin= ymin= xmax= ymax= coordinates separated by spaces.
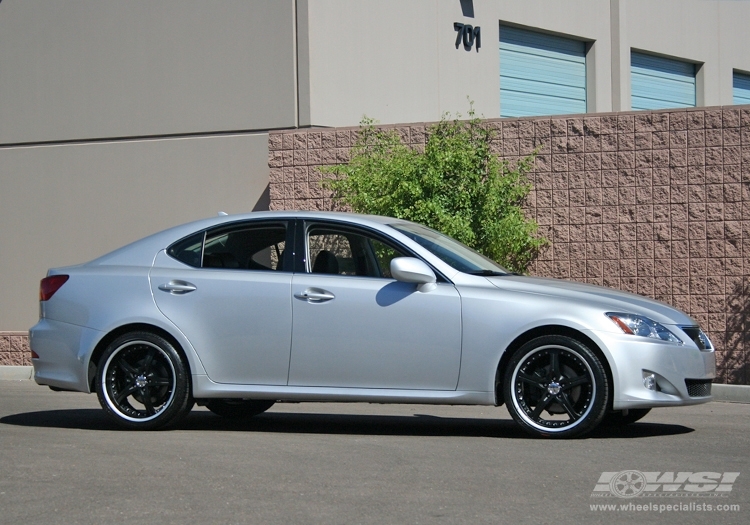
xmin=322 ymin=111 xmax=547 ymax=274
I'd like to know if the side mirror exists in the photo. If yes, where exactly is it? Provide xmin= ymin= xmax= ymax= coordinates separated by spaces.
xmin=390 ymin=257 xmax=437 ymax=292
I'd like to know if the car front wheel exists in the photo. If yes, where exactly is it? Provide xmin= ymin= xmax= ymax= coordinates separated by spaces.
xmin=96 ymin=331 xmax=193 ymax=430
xmin=503 ymin=335 xmax=609 ymax=438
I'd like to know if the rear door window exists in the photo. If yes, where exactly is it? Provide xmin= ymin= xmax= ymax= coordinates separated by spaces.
xmin=168 ymin=222 xmax=290 ymax=271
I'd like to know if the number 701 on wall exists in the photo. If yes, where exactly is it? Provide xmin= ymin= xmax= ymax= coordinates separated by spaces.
xmin=454 ymin=23 xmax=481 ymax=51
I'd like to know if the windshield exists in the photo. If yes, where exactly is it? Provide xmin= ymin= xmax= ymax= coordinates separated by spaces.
xmin=390 ymin=222 xmax=510 ymax=275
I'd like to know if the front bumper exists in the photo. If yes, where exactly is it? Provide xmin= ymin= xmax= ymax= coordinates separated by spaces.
xmin=29 ymin=318 xmax=102 ymax=393
xmin=586 ymin=329 xmax=715 ymax=410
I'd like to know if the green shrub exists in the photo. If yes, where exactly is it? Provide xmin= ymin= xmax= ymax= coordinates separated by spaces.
xmin=322 ymin=110 xmax=547 ymax=274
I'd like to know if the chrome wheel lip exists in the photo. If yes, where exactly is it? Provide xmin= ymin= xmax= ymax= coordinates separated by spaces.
xmin=509 ymin=344 xmax=596 ymax=434
xmin=101 ymin=340 xmax=177 ymax=423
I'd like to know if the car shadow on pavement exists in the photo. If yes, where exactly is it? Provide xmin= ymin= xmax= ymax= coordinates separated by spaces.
xmin=1 ymin=408 xmax=694 ymax=440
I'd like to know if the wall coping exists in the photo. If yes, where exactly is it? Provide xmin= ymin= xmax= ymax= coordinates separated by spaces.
xmin=269 ymin=104 xmax=750 ymax=135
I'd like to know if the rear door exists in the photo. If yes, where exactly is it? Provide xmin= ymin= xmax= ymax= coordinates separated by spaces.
xmin=150 ymin=220 xmax=294 ymax=385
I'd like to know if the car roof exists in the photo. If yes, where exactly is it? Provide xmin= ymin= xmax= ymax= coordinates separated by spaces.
xmin=176 ymin=210 xmax=401 ymax=231
xmin=85 ymin=211 xmax=409 ymax=267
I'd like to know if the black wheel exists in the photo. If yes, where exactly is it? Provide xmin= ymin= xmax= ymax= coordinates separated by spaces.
xmin=206 ymin=399 xmax=275 ymax=419
xmin=503 ymin=335 xmax=609 ymax=438
xmin=602 ymin=408 xmax=651 ymax=426
xmin=95 ymin=331 xmax=193 ymax=430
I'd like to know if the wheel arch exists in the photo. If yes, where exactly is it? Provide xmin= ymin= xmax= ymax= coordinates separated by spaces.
xmin=494 ymin=324 xmax=614 ymax=408
xmin=87 ymin=323 xmax=192 ymax=392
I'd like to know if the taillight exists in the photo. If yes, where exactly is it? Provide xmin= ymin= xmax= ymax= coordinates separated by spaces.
xmin=40 ymin=275 xmax=69 ymax=301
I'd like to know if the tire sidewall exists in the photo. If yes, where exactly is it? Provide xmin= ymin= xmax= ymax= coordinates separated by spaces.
xmin=95 ymin=331 xmax=192 ymax=430
xmin=503 ymin=335 xmax=609 ymax=438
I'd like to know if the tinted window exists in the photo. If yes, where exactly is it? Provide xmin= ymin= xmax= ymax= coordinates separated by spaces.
xmin=307 ymin=226 xmax=406 ymax=278
xmin=203 ymin=225 xmax=287 ymax=271
xmin=167 ymin=232 xmax=204 ymax=268
xmin=391 ymin=221 xmax=509 ymax=275
xmin=167 ymin=223 xmax=289 ymax=271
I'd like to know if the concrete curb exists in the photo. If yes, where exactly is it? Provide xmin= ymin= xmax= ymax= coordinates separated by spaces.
xmin=0 ymin=366 xmax=33 ymax=380
xmin=712 ymin=384 xmax=750 ymax=404
xmin=0 ymin=366 xmax=748 ymax=403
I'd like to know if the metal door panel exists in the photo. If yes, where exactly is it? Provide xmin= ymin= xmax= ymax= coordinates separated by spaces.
xmin=150 ymin=251 xmax=292 ymax=385
xmin=500 ymin=25 xmax=586 ymax=118
xmin=631 ymin=52 xmax=696 ymax=110
xmin=289 ymin=275 xmax=461 ymax=390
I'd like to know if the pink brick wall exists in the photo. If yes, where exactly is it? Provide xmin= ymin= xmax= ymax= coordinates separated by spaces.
xmin=0 ymin=332 xmax=31 ymax=366
xmin=269 ymin=107 xmax=750 ymax=385
xmin=4 ymin=107 xmax=747 ymax=384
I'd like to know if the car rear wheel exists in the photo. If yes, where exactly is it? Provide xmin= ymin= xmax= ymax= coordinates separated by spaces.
xmin=503 ymin=335 xmax=608 ymax=438
xmin=205 ymin=399 xmax=275 ymax=418
xmin=96 ymin=331 xmax=193 ymax=430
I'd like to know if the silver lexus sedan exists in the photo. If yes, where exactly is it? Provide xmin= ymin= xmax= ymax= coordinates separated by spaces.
xmin=29 ymin=211 xmax=715 ymax=438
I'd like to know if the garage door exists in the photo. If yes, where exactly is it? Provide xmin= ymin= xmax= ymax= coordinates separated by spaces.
xmin=499 ymin=26 xmax=586 ymax=118
xmin=631 ymin=52 xmax=696 ymax=110
xmin=733 ymin=71 xmax=750 ymax=105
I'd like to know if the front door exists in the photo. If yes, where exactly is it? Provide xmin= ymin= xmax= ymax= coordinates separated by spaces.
xmin=289 ymin=223 xmax=462 ymax=390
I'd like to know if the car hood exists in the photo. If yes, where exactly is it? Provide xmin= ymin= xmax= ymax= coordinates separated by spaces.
xmin=485 ymin=275 xmax=696 ymax=326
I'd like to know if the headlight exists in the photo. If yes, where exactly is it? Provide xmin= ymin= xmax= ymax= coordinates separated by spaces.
xmin=697 ymin=329 xmax=713 ymax=350
xmin=606 ymin=313 xmax=683 ymax=344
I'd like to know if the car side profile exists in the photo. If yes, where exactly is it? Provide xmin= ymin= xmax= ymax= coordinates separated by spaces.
xmin=30 ymin=211 xmax=715 ymax=438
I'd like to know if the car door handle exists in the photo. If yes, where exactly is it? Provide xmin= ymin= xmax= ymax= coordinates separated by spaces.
xmin=294 ymin=288 xmax=335 ymax=302
xmin=158 ymin=280 xmax=197 ymax=295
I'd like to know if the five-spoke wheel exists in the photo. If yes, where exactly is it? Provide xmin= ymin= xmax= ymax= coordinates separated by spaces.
xmin=96 ymin=332 xmax=193 ymax=430
xmin=503 ymin=335 xmax=608 ymax=438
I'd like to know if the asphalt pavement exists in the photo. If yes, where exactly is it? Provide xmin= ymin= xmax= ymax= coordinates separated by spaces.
xmin=0 ymin=380 xmax=748 ymax=525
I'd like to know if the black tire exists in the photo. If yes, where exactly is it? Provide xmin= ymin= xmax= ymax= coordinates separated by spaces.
xmin=602 ymin=408 xmax=651 ymax=426
xmin=503 ymin=335 xmax=609 ymax=438
xmin=206 ymin=399 xmax=275 ymax=419
xmin=95 ymin=331 xmax=193 ymax=430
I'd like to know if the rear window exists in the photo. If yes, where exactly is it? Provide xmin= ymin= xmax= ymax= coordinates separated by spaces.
xmin=167 ymin=232 xmax=205 ymax=268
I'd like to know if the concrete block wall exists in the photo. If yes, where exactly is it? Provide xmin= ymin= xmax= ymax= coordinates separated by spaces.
xmin=5 ymin=107 xmax=747 ymax=384
xmin=0 ymin=333 xmax=31 ymax=366
xmin=268 ymin=106 xmax=750 ymax=385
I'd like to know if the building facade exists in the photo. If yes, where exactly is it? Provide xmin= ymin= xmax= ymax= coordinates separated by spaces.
xmin=1 ymin=1 xmax=749 ymax=382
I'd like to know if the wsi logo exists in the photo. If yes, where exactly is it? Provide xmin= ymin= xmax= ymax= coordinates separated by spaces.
xmin=591 ymin=471 xmax=740 ymax=498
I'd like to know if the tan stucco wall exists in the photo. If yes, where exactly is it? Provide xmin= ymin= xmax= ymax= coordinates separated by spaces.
xmin=304 ymin=0 xmax=750 ymax=126
xmin=0 ymin=0 xmax=298 ymax=144
xmin=0 ymin=1 xmax=299 ymax=331
xmin=0 ymin=133 xmax=269 ymax=331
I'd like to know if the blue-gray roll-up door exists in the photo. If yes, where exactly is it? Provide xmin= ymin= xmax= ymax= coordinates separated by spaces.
xmin=631 ymin=52 xmax=696 ymax=110
xmin=499 ymin=26 xmax=586 ymax=118
xmin=733 ymin=71 xmax=750 ymax=105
